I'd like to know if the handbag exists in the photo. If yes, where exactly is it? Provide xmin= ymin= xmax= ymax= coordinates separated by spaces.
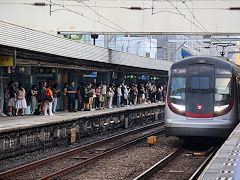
xmin=45 ymin=94 xmax=53 ymax=102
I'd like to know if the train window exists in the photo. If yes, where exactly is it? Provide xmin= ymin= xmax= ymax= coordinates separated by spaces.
xmin=191 ymin=77 xmax=210 ymax=90
xmin=215 ymin=78 xmax=231 ymax=101
xmin=170 ymin=77 xmax=185 ymax=100
xmin=216 ymin=68 xmax=231 ymax=75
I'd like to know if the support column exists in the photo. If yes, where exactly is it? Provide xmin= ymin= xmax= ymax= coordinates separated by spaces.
xmin=104 ymin=72 xmax=110 ymax=85
xmin=0 ymin=68 xmax=4 ymax=116
xmin=116 ymin=72 xmax=125 ymax=85
xmin=97 ymin=72 xmax=110 ymax=85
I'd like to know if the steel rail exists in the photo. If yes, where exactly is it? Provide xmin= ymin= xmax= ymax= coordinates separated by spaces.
xmin=189 ymin=146 xmax=219 ymax=180
xmin=40 ymin=128 xmax=165 ymax=180
xmin=0 ymin=121 xmax=164 ymax=179
xmin=133 ymin=147 xmax=184 ymax=180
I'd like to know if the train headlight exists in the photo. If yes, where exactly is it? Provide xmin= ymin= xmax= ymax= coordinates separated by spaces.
xmin=171 ymin=103 xmax=185 ymax=112
xmin=214 ymin=105 xmax=229 ymax=112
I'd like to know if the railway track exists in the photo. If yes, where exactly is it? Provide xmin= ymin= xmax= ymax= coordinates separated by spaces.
xmin=0 ymin=121 xmax=164 ymax=180
xmin=133 ymin=145 xmax=219 ymax=180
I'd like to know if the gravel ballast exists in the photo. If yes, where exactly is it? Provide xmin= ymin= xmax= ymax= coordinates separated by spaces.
xmin=61 ymin=135 xmax=183 ymax=180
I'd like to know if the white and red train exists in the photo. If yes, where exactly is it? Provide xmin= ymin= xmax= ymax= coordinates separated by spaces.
xmin=165 ymin=56 xmax=240 ymax=138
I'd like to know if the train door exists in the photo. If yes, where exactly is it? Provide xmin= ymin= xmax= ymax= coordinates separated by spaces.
xmin=186 ymin=64 xmax=215 ymax=118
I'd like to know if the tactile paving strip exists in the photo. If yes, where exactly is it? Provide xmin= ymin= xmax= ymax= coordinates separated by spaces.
xmin=199 ymin=124 xmax=240 ymax=180
xmin=215 ymin=140 xmax=240 ymax=180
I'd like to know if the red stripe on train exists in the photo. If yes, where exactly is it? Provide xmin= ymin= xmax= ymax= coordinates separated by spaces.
xmin=186 ymin=112 xmax=213 ymax=118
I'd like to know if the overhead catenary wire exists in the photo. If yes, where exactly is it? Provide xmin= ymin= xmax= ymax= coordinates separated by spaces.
xmin=75 ymin=0 xmax=128 ymax=32
xmin=45 ymin=0 xmax=125 ymax=32
xmin=165 ymin=0 xmax=206 ymax=33
xmin=178 ymin=0 xmax=226 ymax=49
xmin=180 ymin=0 xmax=208 ymax=32
xmin=0 ymin=2 xmax=228 ymax=11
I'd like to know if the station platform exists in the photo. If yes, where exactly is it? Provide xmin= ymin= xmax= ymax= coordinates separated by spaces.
xmin=199 ymin=123 xmax=240 ymax=180
xmin=0 ymin=103 xmax=164 ymax=159
xmin=0 ymin=103 xmax=163 ymax=134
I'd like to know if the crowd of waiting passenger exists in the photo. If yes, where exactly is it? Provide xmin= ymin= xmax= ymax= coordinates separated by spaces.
xmin=3 ymin=80 xmax=167 ymax=116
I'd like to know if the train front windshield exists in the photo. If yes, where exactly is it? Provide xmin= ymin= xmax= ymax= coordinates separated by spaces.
xmin=214 ymin=77 xmax=232 ymax=114
xmin=170 ymin=77 xmax=185 ymax=100
xmin=168 ymin=64 xmax=233 ymax=117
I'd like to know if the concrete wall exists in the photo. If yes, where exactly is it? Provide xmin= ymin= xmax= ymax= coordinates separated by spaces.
xmin=0 ymin=104 xmax=164 ymax=159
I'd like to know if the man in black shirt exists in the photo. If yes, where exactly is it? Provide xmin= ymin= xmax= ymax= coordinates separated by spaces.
xmin=67 ymin=81 xmax=77 ymax=112
xmin=129 ymin=83 xmax=134 ymax=105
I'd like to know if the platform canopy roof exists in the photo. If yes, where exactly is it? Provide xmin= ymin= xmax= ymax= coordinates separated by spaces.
xmin=0 ymin=20 xmax=171 ymax=73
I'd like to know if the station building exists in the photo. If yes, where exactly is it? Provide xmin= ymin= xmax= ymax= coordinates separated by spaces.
xmin=0 ymin=20 xmax=172 ymax=115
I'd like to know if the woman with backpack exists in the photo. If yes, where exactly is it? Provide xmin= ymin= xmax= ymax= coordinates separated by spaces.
xmin=43 ymin=85 xmax=54 ymax=116
xmin=15 ymin=83 xmax=27 ymax=116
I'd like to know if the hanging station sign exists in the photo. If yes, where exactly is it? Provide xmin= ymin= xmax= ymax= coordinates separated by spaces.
xmin=0 ymin=56 xmax=13 ymax=66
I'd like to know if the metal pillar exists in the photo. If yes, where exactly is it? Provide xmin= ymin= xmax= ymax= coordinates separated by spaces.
xmin=0 ymin=68 xmax=3 ymax=116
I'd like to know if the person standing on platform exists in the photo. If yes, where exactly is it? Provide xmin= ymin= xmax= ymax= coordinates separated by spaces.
xmin=129 ymin=83 xmax=134 ymax=106
xmin=124 ymin=84 xmax=129 ymax=106
xmin=147 ymin=82 xmax=152 ymax=103
xmin=52 ymin=83 xmax=60 ymax=113
xmin=92 ymin=84 xmax=96 ymax=110
xmin=117 ymin=84 xmax=122 ymax=108
xmin=67 ymin=81 xmax=77 ymax=112
xmin=95 ymin=84 xmax=102 ymax=110
xmin=43 ymin=85 xmax=54 ymax=116
xmin=83 ymin=84 xmax=88 ymax=110
xmin=77 ymin=83 xmax=84 ymax=111
xmin=88 ymin=83 xmax=94 ymax=111
xmin=121 ymin=83 xmax=125 ymax=107
xmin=102 ymin=81 xmax=107 ymax=107
xmin=157 ymin=86 xmax=162 ymax=102
xmin=6 ymin=80 xmax=15 ymax=116
xmin=83 ymin=83 xmax=91 ymax=111
xmin=38 ymin=82 xmax=46 ymax=115
xmin=30 ymin=85 xmax=38 ymax=115
xmin=63 ymin=83 xmax=68 ymax=111
xmin=15 ymin=83 xmax=27 ymax=116
xmin=138 ymin=84 xmax=145 ymax=104
xmin=133 ymin=84 xmax=138 ymax=105
xmin=108 ymin=85 xmax=114 ymax=108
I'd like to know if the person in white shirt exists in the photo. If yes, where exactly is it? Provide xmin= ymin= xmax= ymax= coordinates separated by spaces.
xmin=15 ymin=83 xmax=27 ymax=116
xmin=102 ymin=81 xmax=107 ymax=107
xmin=117 ymin=85 xmax=122 ymax=108
xmin=107 ymin=86 xmax=114 ymax=108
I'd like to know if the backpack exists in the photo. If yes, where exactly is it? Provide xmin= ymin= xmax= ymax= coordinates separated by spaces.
xmin=4 ymin=88 xmax=10 ymax=100
xmin=17 ymin=89 xmax=25 ymax=100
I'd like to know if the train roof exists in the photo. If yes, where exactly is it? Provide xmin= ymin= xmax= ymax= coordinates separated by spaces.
xmin=176 ymin=56 xmax=231 ymax=65
xmin=172 ymin=56 xmax=240 ymax=75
